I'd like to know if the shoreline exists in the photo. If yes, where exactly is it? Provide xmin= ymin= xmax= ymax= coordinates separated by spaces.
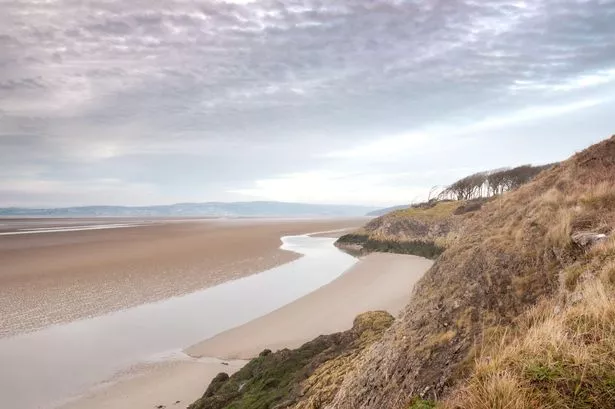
xmin=61 ymin=356 xmax=248 ymax=409
xmin=1 ymin=231 xmax=357 ymax=409
xmin=62 ymin=251 xmax=433 ymax=409
xmin=187 ymin=252 xmax=433 ymax=360
xmin=0 ymin=218 xmax=365 ymax=337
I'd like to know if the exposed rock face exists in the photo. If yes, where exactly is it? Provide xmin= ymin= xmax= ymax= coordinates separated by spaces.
xmin=571 ymin=232 xmax=608 ymax=248
xmin=335 ymin=201 xmax=464 ymax=259
xmin=327 ymin=136 xmax=615 ymax=409
xmin=363 ymin=200 xmax=461 ymax=244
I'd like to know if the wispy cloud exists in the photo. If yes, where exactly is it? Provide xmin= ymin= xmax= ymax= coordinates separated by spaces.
xmin=1 ymin=0 xmax=614 ymax=206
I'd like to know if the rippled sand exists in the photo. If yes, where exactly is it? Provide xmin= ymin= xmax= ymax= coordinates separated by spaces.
xmin=0 ymin=217 xmax=365 ymax=337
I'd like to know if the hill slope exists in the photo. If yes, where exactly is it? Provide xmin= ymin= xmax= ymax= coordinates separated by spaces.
xmin=0 ymin=201 xmax=377 ymax=218
xmin=366 ymin=205 xmax=411 ymax=217
xmin=188 ymin=135 xmax=615 ymax=409
xmin=328 ymin=135 xmax=615 ymax=408
xmin=335 ymin=199 xmax=489 ymax=259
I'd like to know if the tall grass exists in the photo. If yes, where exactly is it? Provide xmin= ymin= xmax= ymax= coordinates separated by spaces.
xmin=444 ymin=280 xmax=615 ymax=409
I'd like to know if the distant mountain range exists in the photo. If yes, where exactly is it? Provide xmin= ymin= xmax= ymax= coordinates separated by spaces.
xmin=0 ymin=201 xmax=380 ymax=218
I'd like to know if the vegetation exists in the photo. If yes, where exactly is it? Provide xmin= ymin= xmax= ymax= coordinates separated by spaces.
xmin=409 ymin=399 xmax=437 ymax=409
xmin=445 ymin=279 xmax=615 ymax=409
xmin=336 ymin=200 xmax=464 ymax=257
xmin=189 ymin=312 xmax=394 ymax=409
xmin=439 ymin=164 xmax=554 ymax=201
xmin=188 ymin=135 xmax=615 ymax=409
xmin=387 ymin=200 xmax=461 ymax=221
xmin=326 ymin=136 xmax=615 ymax=409
xmin=336 ymin=234 xmax=444 ymax=259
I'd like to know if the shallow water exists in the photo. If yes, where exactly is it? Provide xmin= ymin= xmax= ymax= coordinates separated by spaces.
xmin=0 ymin=234 xmax=356 ymax=409
xmin=0 ymin=223 xmax=144 ymax=235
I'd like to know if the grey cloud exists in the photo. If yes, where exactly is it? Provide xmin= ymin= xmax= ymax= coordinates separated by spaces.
xmin=1 ymin=0 xmax=614 ymax=206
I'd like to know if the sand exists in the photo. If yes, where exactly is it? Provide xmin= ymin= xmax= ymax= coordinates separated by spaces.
xmin=61 ymin=358 xmax=247 ymax=409
xmin=0 ymin=218 xmax=366 ymax=337
xmin=187 ymin=252 xmax=434 ymax=359
xmin=63 ymin=251 xmax=432 ymax=409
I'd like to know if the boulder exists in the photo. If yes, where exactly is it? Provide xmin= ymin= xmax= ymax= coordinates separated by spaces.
xmin=571 ymin=232 xmax=608 ymax=248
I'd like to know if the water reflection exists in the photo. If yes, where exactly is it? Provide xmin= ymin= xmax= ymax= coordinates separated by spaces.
xmin=0 ymin=235 xmax=356 ymax=409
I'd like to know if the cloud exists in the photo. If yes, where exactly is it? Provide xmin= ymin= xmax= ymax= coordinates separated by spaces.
xmin=1 ymin=0 xmax=614 ymax=206
xmin=229 ymin=170 xmax=432 ymax=206
xmin=0 ymin=178 xmax=163 ymax=207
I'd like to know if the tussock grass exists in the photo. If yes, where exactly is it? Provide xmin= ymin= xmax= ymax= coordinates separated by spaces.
xmin=580 ymin=182 xmax=615 ymax=212
xmin=321 ymin=137 xmax=615 ymax=409
xmin=444 ymin=281 xmax=615 ymax=409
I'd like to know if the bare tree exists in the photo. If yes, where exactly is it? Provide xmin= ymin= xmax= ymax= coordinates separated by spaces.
xmin=440 ymin=164 xmax=554 ymax=202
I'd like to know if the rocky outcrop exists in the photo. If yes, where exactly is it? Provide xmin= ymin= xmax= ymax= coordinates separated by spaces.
xmin=189 ymin=312 xmax=394 ymax=409
xmin=335 ymin=200 xmax=467 ymax=259
xmin=571 ymin=231 xmax=608 ymax=248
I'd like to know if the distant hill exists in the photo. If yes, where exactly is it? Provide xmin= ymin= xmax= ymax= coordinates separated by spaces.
xmin=0 ymin=201 xmax=377 ymax=218
xmin=366 ymin=204 xmax=411 ymax=216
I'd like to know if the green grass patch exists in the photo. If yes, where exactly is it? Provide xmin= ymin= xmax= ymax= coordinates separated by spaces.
xmin=336 ymin=234 xmax=444 ymax=260
xmin=189 ymin=312 xmax=394 ymax=409
xmin=408 ymin=398 xmax=436 ymax=409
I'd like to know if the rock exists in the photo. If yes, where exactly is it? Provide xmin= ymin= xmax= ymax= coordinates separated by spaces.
xmin=571 ymin=232 xmax=608 ymax=248
xmin=203 ymin=373 xmax=230 ymax=398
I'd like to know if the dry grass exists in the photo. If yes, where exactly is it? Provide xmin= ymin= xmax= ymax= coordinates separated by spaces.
xmin=444 ymin=280 xmax=615 ymax=409
xmin=391 ymin=201 xmax=462 ymax=221
xmin=326 ymin=137 xmax=615 ymax=409
xmin=446 ymin=371 xmax=530 ymax=409
xmin=580 ymin=182 xmax=615 ymax=212
xmin=442 ymin=170 xmax=615 ymax=408
xmin=600 ymin=261 xmax=615 ymax=288
xmin=546 ymin=208 xmax=575 ymax=249
xmin=563 ymin=264 xmax=585 ymax=291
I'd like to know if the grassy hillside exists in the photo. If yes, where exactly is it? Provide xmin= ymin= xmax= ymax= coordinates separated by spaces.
xmin=335 ymin=199 xmax=488 ymax=258
xmin=190 ymin=135 xmax=615 ymax=409
xmin=328 ymin=135 xmax=615 ymax=409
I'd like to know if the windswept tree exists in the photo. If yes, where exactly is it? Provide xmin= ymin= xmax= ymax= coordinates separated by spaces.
xmin=440 ymin=164 xmax=554 ymax=201
xmin=440 ymin=172 xmax=488 ymax=201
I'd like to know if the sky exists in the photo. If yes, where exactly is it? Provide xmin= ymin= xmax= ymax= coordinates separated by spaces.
xmin=1 ymin=0 xmax=615 ymax=207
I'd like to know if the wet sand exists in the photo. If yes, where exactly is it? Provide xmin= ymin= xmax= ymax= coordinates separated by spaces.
xmin=0 ymin=218 xmax=365 ymax=337
xmin=61 ymin=358 xmax=247 ymax=409
xmin=187 ymin=252 xmax=434 ymax=359
xmin=64 ymin=252 xmax=432 ymax=409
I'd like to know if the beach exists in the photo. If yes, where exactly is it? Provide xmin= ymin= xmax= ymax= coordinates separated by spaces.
xmin=1 ymin=217 xmax=432 ymax=409
xmin=62 ymin=252 xmax=433 ymax=409
xmin=61 ymin=358 xmax=248 ymax=409
xmin=187 ymin=252 xmax=433 ymax=359
xmin=0 ymin=218 xmax=364 ymax=337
